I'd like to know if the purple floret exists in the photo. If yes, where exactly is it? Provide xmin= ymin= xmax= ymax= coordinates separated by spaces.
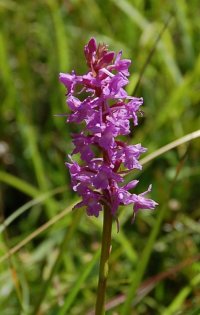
xmin=59 ymin=37 xmax=158 ymax=220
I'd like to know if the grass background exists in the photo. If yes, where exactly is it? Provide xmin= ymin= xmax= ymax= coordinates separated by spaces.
xmin=0 ymin=0 xmax=200 ymax=314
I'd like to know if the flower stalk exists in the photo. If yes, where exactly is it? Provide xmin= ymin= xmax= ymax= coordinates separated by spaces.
xmin=59 ymin=37 xmax=157 ymax=314
xmin=95 ymin=205 xmax=112 ymax=315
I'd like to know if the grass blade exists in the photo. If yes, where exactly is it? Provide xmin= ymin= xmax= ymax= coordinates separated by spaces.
xmin=58 ymin=249 xmax=100 ymax=315
xmin=121 ymin=149 xmax=188 ymax=314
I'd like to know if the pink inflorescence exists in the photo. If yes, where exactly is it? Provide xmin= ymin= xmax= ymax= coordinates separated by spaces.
xmin=59 ymin=38 xmax=157 ymax=220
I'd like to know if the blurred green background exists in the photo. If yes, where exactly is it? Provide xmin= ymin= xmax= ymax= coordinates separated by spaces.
xmin=0 ymin=0 xmax=200 ymax=314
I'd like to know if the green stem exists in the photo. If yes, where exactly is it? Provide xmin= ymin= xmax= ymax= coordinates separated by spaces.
xmin=95 ymin=206 xmax=113 ymax=315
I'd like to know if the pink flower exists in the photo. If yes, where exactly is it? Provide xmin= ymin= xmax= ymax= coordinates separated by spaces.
xmin=60 ymin=38 xmax=158 ymax=220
